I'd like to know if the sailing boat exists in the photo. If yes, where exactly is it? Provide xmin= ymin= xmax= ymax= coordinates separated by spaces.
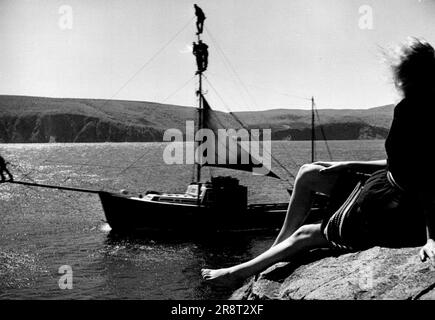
xmin=8 ymin=6 xmax=328 ymax=235
xmin=98 ymin=8 xmax=292 ymax=234
xmin=99 ymin=99 xmax=289 ymax=234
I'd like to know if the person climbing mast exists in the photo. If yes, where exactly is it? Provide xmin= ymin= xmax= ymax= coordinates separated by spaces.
xmin=197 ymin=40 xmax=208 ymax=72
xmin=194 ymin=4 xmax=206 ymax=35
xmin=192 ymin=41 xmax=202 ymax=74
xmin=192 ymin=5 xmax=209 ymax=75
xmin=192 ymin=40 xmax=209 ymax=74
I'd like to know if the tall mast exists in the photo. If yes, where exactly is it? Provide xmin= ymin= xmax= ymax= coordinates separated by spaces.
xmin=311 ymin=96 xmax=315 ymax=163
xmin=196 ymin=39 xmax=203 ymax=182
xmin=193 ymin=4 xmax=206 ymax=183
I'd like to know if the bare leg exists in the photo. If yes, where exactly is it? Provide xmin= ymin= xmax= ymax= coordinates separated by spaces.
xmin=272 ymin=164 xmax=340 ymax=247
xmin=202 ymin=224 xmax=328 ymax=285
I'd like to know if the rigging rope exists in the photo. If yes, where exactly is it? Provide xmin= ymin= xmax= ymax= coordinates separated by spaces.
xmin=203 ymin=76 xmax=296 ymax=184
xmin=161 ymin=75 xmax=196 ymax=103
xmin=74 ymin=17 xmax=194 ymax=183
xmin=6 ymin=163 xmax=92 ymax=215
xmin=207 ymin=71 xmax=312 ymax=104
xmin=205 ymin=28 xmax=261 ymax=111
xmin=15 ymin=17 xmax=195 ymax=188
xmin=15 ymin=17 xmax=327 ymax=190
xmin=200 ymin=95 xmax=284 ymax=181
xmin=76 ymin=20 xmax=308 ymax=187
xmin=107 ymin=18 xmax=194 ymax=104
xmin=8 ymin=163 xmax=38 ymax=184
xmin=203 ymin=29 xmax=310 ymax=183
xmin=32 ymin=160 xmax=187 ymax=169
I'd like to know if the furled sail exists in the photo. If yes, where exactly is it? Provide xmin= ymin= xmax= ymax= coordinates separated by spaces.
xmin=196 ymin=94 xmax=279 ymax=179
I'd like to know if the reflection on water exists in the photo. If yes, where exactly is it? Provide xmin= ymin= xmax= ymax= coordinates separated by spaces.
xmin=0 ymin=141 xmax=385 ymax=299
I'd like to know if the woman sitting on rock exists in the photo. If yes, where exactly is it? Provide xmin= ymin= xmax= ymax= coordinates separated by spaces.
xmin=202 ymin=38 xmax=435 ymax=285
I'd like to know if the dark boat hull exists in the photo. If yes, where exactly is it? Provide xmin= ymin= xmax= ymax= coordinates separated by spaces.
xmin=99 ymin=192 xmax=289 ymax=235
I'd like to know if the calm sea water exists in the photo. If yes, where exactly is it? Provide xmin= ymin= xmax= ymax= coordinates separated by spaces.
xmin=0 ymin=140 xmax=385 ymax=299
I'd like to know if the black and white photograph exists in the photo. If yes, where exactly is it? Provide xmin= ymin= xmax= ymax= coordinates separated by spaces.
xmin=1 ymin=0 xmax=435 ymax=307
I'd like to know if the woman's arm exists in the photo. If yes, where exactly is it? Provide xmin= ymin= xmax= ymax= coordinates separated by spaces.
xmin=346 ymin=160 xmax=387 ymax=173
xmin=418 ymin=192 xmax=435 ymax=265
xmin=419 ymin=218 xmax=435 ymax=265
xmin=425 ymin=204 xmax=435 ymax=240
xmin=314 ymin=159 xmax=387 ymax=174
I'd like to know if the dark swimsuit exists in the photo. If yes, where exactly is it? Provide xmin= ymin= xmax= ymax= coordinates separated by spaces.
xmin=322 ymin=97 xmax=433 ymax=250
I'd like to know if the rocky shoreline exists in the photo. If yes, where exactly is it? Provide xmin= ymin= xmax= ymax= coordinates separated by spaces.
xmin=230 ymin=247 xmax=435 ymax=300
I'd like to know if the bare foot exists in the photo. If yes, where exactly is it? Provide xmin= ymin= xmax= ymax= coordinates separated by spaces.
xmin=201 ymin=268 xmax=242 ymax=286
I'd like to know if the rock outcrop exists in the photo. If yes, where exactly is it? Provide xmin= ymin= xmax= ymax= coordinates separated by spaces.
xmin=231 ymin=247 xmax=435 ymax=300
xmin=271 ymin=122 xmax=389 ymax=141
xmin=0 ymin=114 xmax=163 ymax=143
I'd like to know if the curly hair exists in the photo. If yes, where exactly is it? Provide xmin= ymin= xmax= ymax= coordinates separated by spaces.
xmin=389 ymin=38 xmax=435 ymax=98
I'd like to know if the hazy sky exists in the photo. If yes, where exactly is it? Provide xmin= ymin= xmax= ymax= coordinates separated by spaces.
xmin=1 ymin=0 xmax=435 ymax=111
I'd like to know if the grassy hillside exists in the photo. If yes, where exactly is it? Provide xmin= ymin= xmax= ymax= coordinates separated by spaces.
xmin=234 ymin=105 xmax=394 ymax=130
xmin=0 ymin=95 xmax=393 ymax=143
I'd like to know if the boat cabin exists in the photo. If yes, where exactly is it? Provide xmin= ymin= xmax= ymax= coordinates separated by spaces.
xmin=143 ymin=176 xmax=248 ymax=211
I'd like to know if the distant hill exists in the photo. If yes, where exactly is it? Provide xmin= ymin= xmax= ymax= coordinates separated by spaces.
xmin=233 ymin=105 xmax=393 ymax=140
xmin=0 ymin=95 xmax=393 ymax=143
